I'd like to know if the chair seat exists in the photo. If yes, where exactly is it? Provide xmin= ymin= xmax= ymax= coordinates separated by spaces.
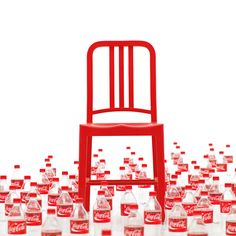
xmin=80 ymin=123 xmax=163 ymax=136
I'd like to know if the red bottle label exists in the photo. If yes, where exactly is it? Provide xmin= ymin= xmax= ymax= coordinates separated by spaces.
xmin=48 ymin=194 xmax=60 ymax=206
xmin=144 ymin=210 xmax=162 ymax=224
xmin=124 ymin=226 xmax=144 ymax=236
xmin=200 ymin=168 xmax=210 ymax=175
xmin=0 ymin=191 xmax=9 ymax=203
xmin=93 ymin=210 xmax=111 ymax=223
xmin=182 ymin=203 xmax=197 ymax=216
xmin=41 ymin=230 xmax=62 ymax=236
xmin=194 ymin=209 xmax=213 ymax=224
xmin=209 ymin=192 xmax=222 ymax=205
xmin=226 ymin=221 xmax=236 ymax=235
xmin=190 ymin=177 xmax=200 ymax=190
xmin=20 ymin=191 xmax=28 ymax=203
xmin=165 ymin=197 xmax=174 ymax=210
xmin=107 ymin=186 xmax=115 ymax=196
xmin=168 ymin=217 xmax=187 ymax=232
xmin=70 ymin=219 xmax=89 ymax=234
xmin=224 ymin=155 xmax=233 ymax=163
xmin=37 ymin=183 xmax=49 ymax=194
xmin=96 ymin=173 xmax=106 ymax=180
xmin=220 ymin=200 xmax=232 ymax=213
xmin=216 ymin=163 xmax=227 ymax=172
xmin=57 ymin=204 xmax=73 ymax=217
xmin=178 ymin=163 xmax=189 ymax=172
xmin=25 ymin=212 xmax=42 ymax=225
xmin=121 ymin=203 xmax=138 ymax=216
xmin=5 ymin=203 xmax=13 ymax=216
xmin=116 ymin=185 xmax=126 ymax=191
xmin=11 ymin=179 xmax=24 ymax=189
xmin=106 ymin=198 xmax=113 ymax=210
xmin=8 ymin=220 xmax=27 ymax=234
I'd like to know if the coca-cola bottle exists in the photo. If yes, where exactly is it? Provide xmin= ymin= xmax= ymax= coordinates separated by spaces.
xmin=93 ymin=190 xmax=111 ymax=236
xmin=224 ymin=144 xmax=233 ymax=163
xmin=47 ymin=155 xmax=57 ymax=175
xmin=194 ymin=190 xmax=213 ymax=224
xmin=208 ymin=148 xmax=217 ymax=168
xmin=188 ymin=160 xmax=197 ymax=183
xmin=8 ymin=198 xmax=27 ymax=235
xmin=177 ymin=151 xmax=189 ymax=172
xmin=172 ymin=145 xmax=181 ymax=165
xmin=124 ymin=159 xmax=133 ymax=180
xmin=0 ymin=175 xmax=9 ymax=204
xmin=103 ymin=171 xmax=114 ymax=197
xmin=216 ymin=151 xmax=228 ymax=178
xmin=100 ymin=181 xmax=113 ymax=210
xmin=168 ymin=197 xmax=187 ymax=232
xmin=221 ymin=183 xmax=236 ymax=214
xmin=41 ymin=208 xmax=62 ymax=236
xmin=101 ymin=229 xmax=112 ymax=235
xmin=5 ymin=185 xmax=19 ymax=216
xmin=11 ymin=165 xmax=24 ymax=189
xmin=68 ymin=175 xmax=79 ymax=203
xmin=209 ymin=176 xmax=222 ymax=223
xmin=37 ymin=168 xmax=50 ymax=195
xmin=190 ymin=166 xmax=200 ymax=190
xmin=91 ymin=154 xmax=99 ymax=177
xmin=116 ymin=166 xmax=128 ymax=192
xmin=59 ymin=171 xmax=70 ymax=189
xmin=20 ymin=175 xmax=31 ymax=204
xmin=120 ymin=186 xmax=137 ymax=217
xmin=182 ymin=185 xmax=197 ymax=224
xmin=165 ymin=180 xmax=180 ymax=211
xmin=45 ymin=163 xmax=55 ymax=183
xmin=25 ymin=192 xmax=42 ymax=226
xmin=187 ymin=216 xmax=208 ymax=236
xmin=144 ymin=191 xmax=162 ymax=235
xmin=70 ymin=198 xmax=89 ymax=235
xmin=195 ymin=179 xmax=207 ymax=202
xmin=25 ymin=182 xmax=42 ymax=207
xmin=226 ymin=200 xmax=236 ymax=235
xmin=124 ymin=204 xmax=144 ymax=236
xmin=48 ymin=177 xmax=60 ymax=207
xmin=56 ymin=186 xmax=73 ymax=218
xmin=96 ymin=161 xmax=106 ymax=180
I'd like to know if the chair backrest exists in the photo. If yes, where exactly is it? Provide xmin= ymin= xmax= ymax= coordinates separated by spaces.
xmin=87 ymin=41 xmax=157 ymax=123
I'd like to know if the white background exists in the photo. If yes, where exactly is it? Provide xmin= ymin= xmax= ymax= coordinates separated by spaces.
xmin=1 ymin=0 xmax=236 ymax=177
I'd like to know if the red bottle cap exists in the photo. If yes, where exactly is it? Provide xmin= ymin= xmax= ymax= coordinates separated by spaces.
xmin=219 ymin=151 xmax=224 ymax=155
xmin=104 ymin=170 xmax=110 ymax=175
xmin=47 ymin=208 xmax=56 ymax=214
xmin=44 ymin=158 xmax=50 ymax=162
xmin=52 ymin=177 xmax=59 ymax=182
xmin=98 ymin=149 xmax=103 ymax=152
xmin=0 ymin=175 xmax=7 ymax=180
xmin=170 ymin=180 xmax=177 ymax=185
xmin=9 ymin=185 xmax=17 ymax=190
xmin=200 ymin=190 xmax=208 ymax=196
xmin=98 ymin=190 xmax=105 ymax=195
xmin=126 ymin=185 xmax=132 ymax=190
xmin=13 ymin=198 xmax=21 ymax=204
xmin=119 ymin=166 xmax=125 ymax=171
xmin=173 ymin=142 xmax=178 ymax=145
xmin=226 ymin=144 xmax=231 ymax=148
xmin=40 ymin=168 xmax=45 ymax=173
xmin=29 ymin=193 xmax=37 ymax=198
xmin=62 ymin=171 xmax=68 ymax=175
xmin=74 ymin=161 xmax=79 ymax=165
xmin=69 ymin=175 xmax=76 ymax=179
xmin=131 ymin=152 xmax=136 ymax=155
xmin=46 ymin=163 xmax=52 ymax=167
xmin=48 ymin=155 xmax=53 ymax=159
xmin=174 ymin=197 xmax=182 ymax=202
xmin=93 ymin=154 xmax=98 ymax=158
xmin=171 ymin=175 xmax=178 ymax=179
xmin=225 ymin=183 xmax=232 ymax=188
xmin=138 ymin=157 xmax=144 ymax=161
xmin=180 ymin=151 xmax=185 ymax=155
xmin=61 ymin=186 xmax=69 ymax=191
xmin=100 ymin=159 xmax=106 ymax=163
xmin=101 ymin=229 xmax=112 ymax=236
xmin=199 ymin=179 xmax=205 ymax=184
xmin=185 ymin=185 xmax=192 ymax=190
xmin=126 ymin=146 xmax=131 ymax=150
xmin=142 ymin=164 xmax=147 ymax=168
xmin=24 ymin=176 xmax=31 ymax=180
xmin=14 ymin=165 xmax=20 ymax=169
xmin=210 ymin=148 xmax=214 ymax=151
xmin=213 ymin=176 xmax=219 ymax=181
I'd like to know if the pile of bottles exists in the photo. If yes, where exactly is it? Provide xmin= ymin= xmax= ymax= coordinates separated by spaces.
xmin=0 ymin=144 xmax=236 ymax=235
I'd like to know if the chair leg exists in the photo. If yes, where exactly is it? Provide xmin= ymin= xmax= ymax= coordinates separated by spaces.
xmin=153 ymin=125 xmax=166 ymax=222
xmin=79 ymin=127 xmax=89 ymax=211
xmin=85 ymin=136 xmax=93 ymax=212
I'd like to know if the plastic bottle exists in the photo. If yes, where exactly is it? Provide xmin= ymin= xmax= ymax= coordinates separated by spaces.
xmin=195 ymin=179 xmax=207 ymax=202
xmin=168 ymin=197 xmax=187 ymax=232
xmin=226 ymin=200 xmax=236 ymax=235
xmin=11 ymin=165 xmax=24 ymax=189
xmin=116 ymin=166 xmax=127 ymax=192
xmin=0 ymin=175 xmax=9 ymax=204
xmin=8 ymin=198 xmax=27 ymax=235
xmin=188 ymin=160 xmax=197 ymax=184
xmin=224 ymin=144 xmax=233 ymax=163
xmin=194 ymin=190 xmax=213 ymax=224
xmin=25 ymin=182 xmax=42 ymax=207
xmin=45 ymin=163 xmax=55 ymax=183
xmin=20 ymin=175 xmax=31 ymax=204
xmin=56 ymin=186 xmax=73 ymax=217
xmin=120 ymin=186 xmax=137 ymax=217
xmin=25 ymin=192 xmax=42 ymax=226
xmin=190 ymin=166 xmax=200 ymax=190
xmin=209 ymin=176 xmax=222 ymax=223
xmin=144 ymin=191 xmax=162 ymax=235
xmin=37 ymin=169 xmax=50 ymax=195
xmin=5 ymin=185 xmax=19 ymax=216
xmin=100 ymin=181 xmax=113 ymax=210
xmin=59 ymin=171 xmax=70 ymax=189
xmin=93 ymin=190 xmax=111 ymax=236
xmin=91 ymin=154 xmax=99 ymax=177
xmin=124 ymin=159 xmax=133 ymax=180
xmin=165 ymin=180 xmax=180 ymax=211
xmin=68 ymin=175 xmax=79 ymax=203
xmin=70 ymin=198 xmax=89 ymax=235
xmin=208 ymin=148 xmax=217 ymax=167
xmin=124 ymin=204 xmax=144 ymax=236
xmin=41 ymin=208 xmax=62 ymax=236
xmin=48 ymin=177 xmax=60 ymax=207
xmin=182 ymin=185 xmax=197 ymax=226
xmin=187 ymin=216 xmax=208 ymax=236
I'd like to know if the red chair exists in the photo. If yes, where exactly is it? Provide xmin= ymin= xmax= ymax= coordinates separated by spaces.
xmin=79 ymin=41 xmax=165 ymax=221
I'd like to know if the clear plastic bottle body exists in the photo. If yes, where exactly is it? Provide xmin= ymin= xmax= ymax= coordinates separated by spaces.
xmin=48 ymin=178 xmax=60 ymax=207
xmin=187 ymin=216 xmax=208 ymax=236
xmin=226 ymin=201 xmax=236 ymax=235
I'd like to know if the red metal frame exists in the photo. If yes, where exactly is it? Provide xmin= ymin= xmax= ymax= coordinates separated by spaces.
xmin=79 ymin=40 xmax=165 ymax=221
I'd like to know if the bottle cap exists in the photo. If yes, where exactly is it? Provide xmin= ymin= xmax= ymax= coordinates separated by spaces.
xmin=40 ymin=168 xmax=45 ymax=173
xmin=61 ymin=186 xmax=69 ymax=191
xmin=126 ymin=146 xmax=131 ymax=150
xmin=180 ymin=151 xmax=185 ymax=155
xmin=62 ymin=171 xmax=68 ymax=175
xmin=24 ymin=175 xmax=31 ymax=180
xmin=225 ymin=183 xmax=232 ymax=188
xmin=48 ymin=155 xmax=53 ymax=159
xmin=52 ymin=177 xmax=59 ymax=182
xmin=226 ymin=144 xmax=231 ymax=148
xmin=126 ymin=185 xmax=132 ymax=190
xmin=200 ymin=190 xmax=208 ymax=196
xmin=98 ymin=149 xmax=103 ymax=152
xmin=119 ymin=166 xmax=125 ymax=171
xmin=46 ymin=163 xmax=52 ymax=167
xmin=219 ymin=151 xmax=224 ymax=155
xmin=131 ymin=152 xmax=136 ymax=155
xmin=100 ymin=159 xmax=106 ymax=163
xmin=47 ymin=208 xmax=56 ymax=214
xmin=13 ymin=198 xmax=21 ymax=204
xmin=101 ymin=229 xmax=112 ymax=236
xmin=30 ymin=182 xmax=37 ymax=187
xmin=185 ymin=185 xmax=192 ymax=190
xmin=0 ymin=175 xmax=7 ymax=180
xmin=210 ymin=148 xmax=214 ymax=151
xmin=104 ymin=170 xmax=110 ymax=175
xmin=29 ymin=193 xmax=37 ymax=198
xmin=14 ymin=165 xmax=20 ymax=169
xmin=142 ymin=164 xmax=147 ymax=168
xmin=9 ymin=185 xmax=17 ymax=190
xmin=74 ymin=161 xmax=79 ymax=165
xmin=93 ymin=154 xmax=98 ymax=158
xmin=213 ymin=176 xmax=219 ymax=181
xmin=138 ymin=157 xmax=144 ymax=161
xmin=69 ymin=175 xmax=76 ymax=179
xmin=191 ymin=160 xmax=197 ymax=164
